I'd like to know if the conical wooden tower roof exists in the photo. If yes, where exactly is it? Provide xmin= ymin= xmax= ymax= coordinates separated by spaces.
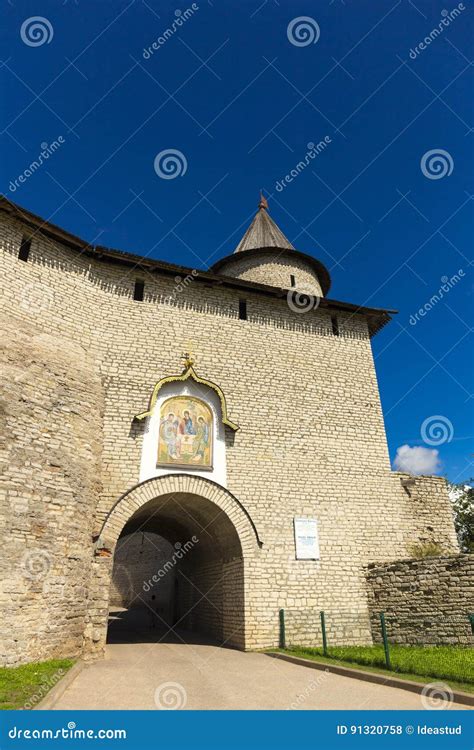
xmin=234 ymin=195 xmax=295 ymax=253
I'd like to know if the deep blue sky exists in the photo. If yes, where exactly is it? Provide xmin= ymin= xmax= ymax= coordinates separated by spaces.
xmin=2 ymin=0 xmax=473 ymax=483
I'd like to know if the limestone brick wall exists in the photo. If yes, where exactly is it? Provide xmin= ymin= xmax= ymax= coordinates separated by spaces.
xmin=221 ymin=557 xmax=246 ymax=647
xmin=394 ymin=474 xmax=459 ymax=553
xmin=216 ymin=252 xmax=324 ymax=297
xmin=366 ymin=554 xmax=474 ymax=645
xmin=183 ymin=560 xmax=224 ymax=641
xmin=0 ymin=312 xmax=103 ymax=665
xmin=83 ymin=557 xmax=112 ymax=660
xmin=110 ymin=532 xmax=175 ymax=611
xmin=0 ymin=210 xmax=460 ymax=662
xmin=284 ymin=608 xmax=372 ymax=648
xmin=180 ymin=556 xmax=245 ymax=647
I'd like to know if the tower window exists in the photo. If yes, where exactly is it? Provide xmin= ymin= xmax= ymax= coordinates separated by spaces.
xmin=238 ymin=299 xmax=247 ymax=320
xmin=18 ymin=237 xmax=32 ymax=262
xmin=133 ymin=279 xmax=145 ymax=301
xmin=290 ymin=274 xmax=296 ymax=287
xmin=331 ymin=315 xmax=339 ymax=336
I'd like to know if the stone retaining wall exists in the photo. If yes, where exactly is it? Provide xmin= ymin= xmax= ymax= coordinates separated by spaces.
xmin=366 ymin=554 xmax=474 ymax=645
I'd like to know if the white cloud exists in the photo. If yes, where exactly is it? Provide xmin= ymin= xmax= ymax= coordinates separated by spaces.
xmin=393 ymin=444 xmax=442 ymax=475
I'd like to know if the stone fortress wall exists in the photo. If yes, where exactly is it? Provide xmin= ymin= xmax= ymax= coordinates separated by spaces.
xmin=366 ymin=554 xmax=474 ymax=646
xmin=0 ymin=312 xmax=103 ymax=665
xmin=0 ymin=208 xmax=460 ymax=665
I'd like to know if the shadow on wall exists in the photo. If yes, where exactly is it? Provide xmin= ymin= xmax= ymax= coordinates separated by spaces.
xmin=105 ymin=493 xmax=246 ymax=649
xmin=110 ymin=532 xmax=175 ymax=614
xmin=4 ymin=226 xmax=369 ymax=341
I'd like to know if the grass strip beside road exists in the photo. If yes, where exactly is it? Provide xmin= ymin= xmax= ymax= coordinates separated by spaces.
xmin=0 ymin=659 xmax=74 ymax=710
xmin=271 ymin=646 xmax=474 ymax=695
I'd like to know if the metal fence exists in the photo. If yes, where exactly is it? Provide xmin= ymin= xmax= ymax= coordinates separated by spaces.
xmin=278 ymin=608 xmax=474 ymax=655
xmin=279 ymin=608 xmax=373 ymax=648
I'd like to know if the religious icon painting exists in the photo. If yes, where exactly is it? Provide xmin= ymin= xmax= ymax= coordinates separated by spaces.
xmin=157 ymin=396 xmax=213 ymax=469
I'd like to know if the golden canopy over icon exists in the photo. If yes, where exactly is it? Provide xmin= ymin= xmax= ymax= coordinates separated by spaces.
xmin=134 ymin=358 xmax=239 ymax=431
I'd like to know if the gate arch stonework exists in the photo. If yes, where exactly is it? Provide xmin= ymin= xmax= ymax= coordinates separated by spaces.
xmin=84 ymin=475 xmax=262 ymax=659
xmin=96 ymin=473 xmax=263 ymax=554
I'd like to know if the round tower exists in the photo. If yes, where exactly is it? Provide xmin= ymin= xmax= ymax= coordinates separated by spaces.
xmin=211 ymin=195 xmax=331 ymax=296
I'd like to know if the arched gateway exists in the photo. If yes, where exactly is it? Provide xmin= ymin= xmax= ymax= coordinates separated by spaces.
xmin=84 ymin=475 xmax=262 ymax=659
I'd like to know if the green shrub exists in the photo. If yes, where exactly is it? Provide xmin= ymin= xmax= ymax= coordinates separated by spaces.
xmin=408 ymin=541 xmax=445 ymax=558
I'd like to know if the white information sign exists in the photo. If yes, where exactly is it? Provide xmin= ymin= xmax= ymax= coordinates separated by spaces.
xmin=294 ymin=517 xmax=320 ymax=560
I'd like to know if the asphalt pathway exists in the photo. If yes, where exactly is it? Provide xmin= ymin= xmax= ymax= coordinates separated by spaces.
xmin=51 ymin=635 xmax=468 ymax=710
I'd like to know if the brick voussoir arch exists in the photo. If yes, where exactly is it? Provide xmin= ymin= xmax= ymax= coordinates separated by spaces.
xmin=96 ymin=474 xmax=263 ymax=554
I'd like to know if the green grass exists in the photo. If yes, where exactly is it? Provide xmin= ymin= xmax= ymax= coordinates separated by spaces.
xmin=0 ymin=660 xmax=74 ymax=710
xmin=272 ymin=645 xmax=474 ymax=694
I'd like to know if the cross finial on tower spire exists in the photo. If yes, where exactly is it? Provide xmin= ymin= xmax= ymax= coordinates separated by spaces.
xmin=182 ymin=351 xmax=195 ymax=370
xmin=258 ymin=191 xmax=268 ymax=210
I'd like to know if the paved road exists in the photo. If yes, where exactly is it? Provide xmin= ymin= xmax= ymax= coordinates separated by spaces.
xmin=51 ymin=638 xmax=467 ymax=710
